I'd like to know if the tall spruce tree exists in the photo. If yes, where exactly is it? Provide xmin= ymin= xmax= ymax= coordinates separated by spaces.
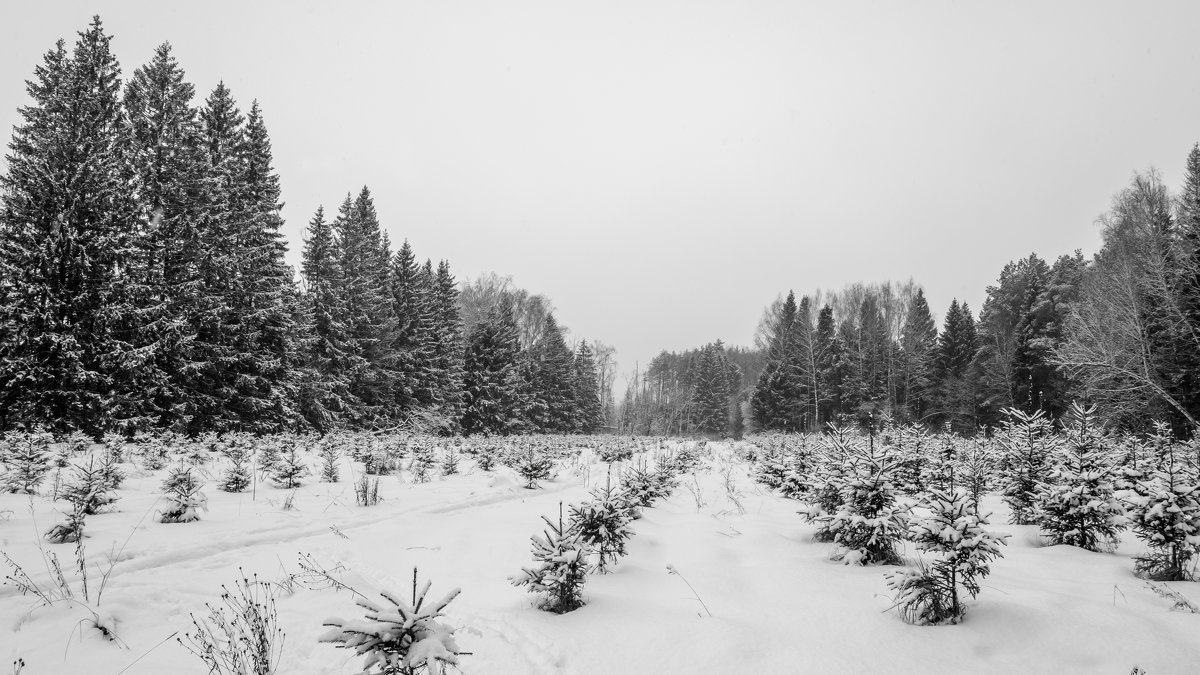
xmin=0 ymin=18 xmax=140 ymax=435
xmin=335 ymin=188 xmax=400 ymax=423
xmin=460 ymin=298 xmax=524 ymax=435
xmin=900 ymin=288 xmax=938 ymax=423
xmin=431 ymin=260 xmax=465 ymax=429
xmin=691 ymin=342 xmax=733 ymax=435
xmin=527 ymin=314 xmax=577 ymax=432
xmin=299 ymin=206 xmax=360 ymax=429
xmin=751 ymin=292 xmax=804 ymax=431
xmin=572 ymin=340 xmax=603 ymax=433
xmin=936 ymin=300 xmax=979 ymax=431
xmin=813 ymin=304 xmax=846 ymax=427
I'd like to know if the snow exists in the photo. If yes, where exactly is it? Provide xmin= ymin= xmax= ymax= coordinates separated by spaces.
xmin=2 ymin=440 xmax=1199 ymax=674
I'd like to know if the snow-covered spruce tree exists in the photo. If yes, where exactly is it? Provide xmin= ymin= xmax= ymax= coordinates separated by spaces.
xmin=321 ymin=569 xmax=464 ymax=675
xmin=410 ymin=443 xmax=435 ymax=483
xmin=220 ymin=441 xmax=253 ymax=493
xmin=620 ymin=461 xmax=669 ymax=508
xmin=752 ymin=441 xmax=789 ymax=490
xmin=1 ymin=430 xmax=53 ymax=494
xmin=800 ymin=426 xmax=855 ymax=543
xmin=1036 ymin=402 xmax=1126 ymax=551
xmin=473 ymin=443 xmax=498 ymax=472
xmin=45 ymin=499 xmax=88 ymax=544
xmin=272 ymin=445 xmax=308 ymax=489
xmin=884 ymin=489 xmax=1009 ymax=625
xmin=1127 ymin=422 xmax=1200 ymax=580
xmin=257 ymin=439 xmax=283 ymax=475
xmin=440 ymin=446 xmax=459 ymax=477
xmin=996 ymin=408 xmax=1060 ymax=525
xmin=569 ymin=479 xmax=636 ymax=573
xmin=817 ymin=430 xmax=911 ymax=565
xmin=319 ymin=443 xmax=340 ymax=483
xmin=0 ymin=18 xmax=147 ymax=437
xmin=513 ymin=444 xmax=555 ymax=489
xmin=161 ymin=465 xmax=208 ymax=523
xmin=59 ymin=458 xmax=119 ymax=516
xmin=960 ymin=438 xmax=994 ymax=510
xmin=511 ymin=507 xmax=591 ymax=613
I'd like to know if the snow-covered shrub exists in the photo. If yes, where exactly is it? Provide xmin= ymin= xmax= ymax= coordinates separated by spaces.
xmin=996 ymin=408 xmax=1060 ymax=525
xmin=570 ymin=480 xmax=636 ymax=573
xmin=356 ymin=474 xmax=381 ymax=507
xmin=161 ymin=466 xmax=208 ymax=523
xmin=272 ymin=445 xmax=309 ymax=489
xmin=885 ymin=489 xmax=1009 ymax=625
xmin=511 ymin=508 xmax=591 ymax=613
xmin=1036 ymin=402 xmax=1126 ymax=551
xmin=321 ymin=571 xmax=464 ymax=675
xmin=257 ymin=439 xmax=282 ymax=475
xmin=596 ymin=442 xmax=633 ymax=464
xmin=2 ymin=429 xmax=53 ymax=494
xmin=800 ymin=426 xmax=854 ymax=542
xmin=620 ymin=461 xmax=670 ymax=508
xmin=181 ymin=571 xmax=284 ymax=675
xmin=513 ymin=445 xmax=555 ymax=489
xmin=1127 ymin=422 xmax=1200 ymax=580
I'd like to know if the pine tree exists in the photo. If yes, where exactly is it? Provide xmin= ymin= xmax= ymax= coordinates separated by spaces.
xmin=1 ymin=430 xmax=53 ymax=494
xmin=161 ymin=465 xmax=208 ymax=523
xmin=0 ymin=18 xmax=142 ymax=436
xmin=572 ymin=341 xmax=604 ymax=433
xmin=751 ymin=292 xmax=810 ymax=432
xmin=391 ymin=242 xmax=438 ymax=415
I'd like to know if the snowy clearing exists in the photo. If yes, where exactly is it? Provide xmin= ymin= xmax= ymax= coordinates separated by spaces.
xmin=1 ymin=440 xmax=1198 ymax=675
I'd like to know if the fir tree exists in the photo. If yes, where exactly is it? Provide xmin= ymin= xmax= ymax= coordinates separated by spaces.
xmin=161 ymin=465 xmax=208 ymax=523
xmin=273 ymin=445 xmax=308 ymax=489
xmin=690 ymin=343 xmax=734 ymax=435
xmin=430 ymin=260 xmax=465 ymax=431
xmin=1 ymin=429 xmax=53 ymax=494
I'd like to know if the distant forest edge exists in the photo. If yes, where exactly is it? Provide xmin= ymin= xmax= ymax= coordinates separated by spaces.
xmin=0 ymin=18 xmax=610 ymax=437
xmin=3 ymin=19 xmax=1200 ymax=440
xmin=625 ymin=162 xmax=1200 ymax=437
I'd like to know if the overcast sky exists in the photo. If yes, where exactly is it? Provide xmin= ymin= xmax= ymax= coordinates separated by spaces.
xmin=3 ymin=1 xmax=1200 ymax=381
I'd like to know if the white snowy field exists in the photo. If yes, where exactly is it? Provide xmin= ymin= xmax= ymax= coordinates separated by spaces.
xmin=2 ymin=442 xmax=1199 ymax=675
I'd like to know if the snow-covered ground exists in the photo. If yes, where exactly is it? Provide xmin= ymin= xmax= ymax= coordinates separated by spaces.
xmin=2 ymin=441 xmax=1198 ymax=674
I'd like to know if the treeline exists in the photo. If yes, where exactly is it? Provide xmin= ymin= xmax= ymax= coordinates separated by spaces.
xmin=617 ymin=343 xmax=763 ymax=436
xmin=0 ymin=18 xmax=609 ymax=438
xmin=626 ymin=147 xmax=1200 ymax=437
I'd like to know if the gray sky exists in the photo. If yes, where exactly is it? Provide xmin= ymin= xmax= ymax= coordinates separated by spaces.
xmin=4 ymin=0 xmax=1200 ymax=382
